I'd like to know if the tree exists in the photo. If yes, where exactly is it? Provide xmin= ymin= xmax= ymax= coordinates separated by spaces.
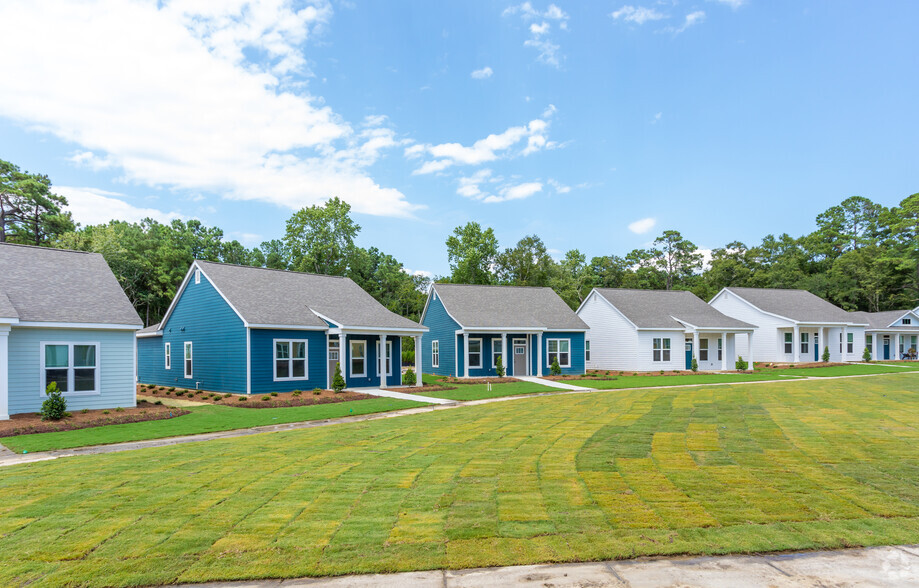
xmin=814 ymin=196 xmax=884 ymax=255
xmin=495 ymin=235 xmax=554 ymax=286
xmin=284 ymin=197 xmax=360 ymax=276
xmin=887 ymin=193 xmax=919 ymax=304
xmin=649 ymin=230 xmax=702 ymax=290
xmin=589 ymin=255 xmax=629 ymax=289
xmin=0 ymin=159 xmax=73 ymax=245
xmin=552 ymin=249 xmax=591 ymax=309
xmin=445 ymin=222 xmax=498 ymax=284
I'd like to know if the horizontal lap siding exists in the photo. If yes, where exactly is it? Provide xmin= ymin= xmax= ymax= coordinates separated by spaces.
xmin=421 ymin=293 xmax=459 ymax=377
xmin=250 ymin=329 xmax=328 ymax=393
xmin=711 ymin=291 xmax=790 ymax=363
xmin=8 ymin=327 xmax=136 ymax=414
xmin=636 ymin=330 xmax=686 ymax=372
xmin=577 ymin=294 xmax=639 ymax=370
xmin=137 ymin=272 xmax=247 ymax=394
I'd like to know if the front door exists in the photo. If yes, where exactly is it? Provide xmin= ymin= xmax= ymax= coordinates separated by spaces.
xmin=814 ymin=333 xmax=819 ymax=361
xmin=883 ymin=336 xmax=890 ymax=360
xmin=685 ymin=340 xmax=693 ymax=369
xmin=513 ymin=341 xmax=527 ymax=376
xmin=328 ymin=340 xmax=340 ymax=388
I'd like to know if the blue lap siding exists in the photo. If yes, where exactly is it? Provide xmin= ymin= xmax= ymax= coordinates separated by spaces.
xmin=421 ymin=293 xmax=460 ymax=377
xmin=249 ymin=329 xmax=328 ymax=393
xmin=339 ymin=334 xmax=403 ymax=388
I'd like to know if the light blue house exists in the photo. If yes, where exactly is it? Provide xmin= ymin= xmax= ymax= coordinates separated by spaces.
xmin=136 ymin=261 xmax=426 ymax=394
xmin=420 ymin=283 xmax=588 ymax=378
xmin=0 ymin=243 xmax=143 ymax=419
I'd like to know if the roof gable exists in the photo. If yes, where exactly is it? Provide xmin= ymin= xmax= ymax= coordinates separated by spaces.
xmin=432 ymin=283 xmax=588 ymax=330
xmin=725 ymin=287 xmax=862 ymax=324
xmin=850 ymin=309 xmax=919 ymax=330
xmin=593 ymin=288 xmax=755 ymax=330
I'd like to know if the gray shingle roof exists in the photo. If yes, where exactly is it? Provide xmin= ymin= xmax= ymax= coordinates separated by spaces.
xmin=593 ymin=288 xmax=755 ymax=330
xmin=0 ymin=291 xmax=18 ymax=320
xmin=723 ymin=287 xmax=865 ymax=324
xmin=0 ymin=243 xmax=141 ymax=326
xmin=432 ymin=283 xmax=588 ymax=330
xmin=849 ymin=310 xmax=919 ymax=331
xmin=194 ymin=261 xmax=424 ymax=330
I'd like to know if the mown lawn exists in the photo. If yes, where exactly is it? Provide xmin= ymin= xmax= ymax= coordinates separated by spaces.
xmin=755 ymin=363 xmax=919 ymax=377
xmin=419 ymin=381 xmax=555 ymax=401
xmin=573 ymin=373 xmax=805 ymax=390
xmin=2 ymin=373 xmax=919 ymax=586
xmin=0 ymin=398 xmax=425 ymax=454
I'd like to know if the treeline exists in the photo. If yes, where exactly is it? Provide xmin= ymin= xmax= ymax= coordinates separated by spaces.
xmin=2 ymin=158 xmax=918 ymax=325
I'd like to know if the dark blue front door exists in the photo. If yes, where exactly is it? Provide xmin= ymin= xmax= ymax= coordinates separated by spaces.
xmin=685 ymin=341 xmax=693 ymax=369
xmin=814 ymin=334 xmax=819 ymax=361
xmin=883 ymin=337 xmax=890 ymax=360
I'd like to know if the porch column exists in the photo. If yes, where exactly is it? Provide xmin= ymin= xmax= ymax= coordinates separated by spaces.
xmin=463 ymin=331 xmax=470 ymax=378
xmin=821 ymin=327 xmax=827 ymax=361
xmin=872 ymin=333 xmax=879 ymax=361
xmin=894 ymin=334 xmax=901 ymax=361
xmin=842 ymin=326 xmax=848 ymax=362
xmin=536 ymin=332 xmax=543 ymax=376
xmin=414 ymin=335 xmax=422 ymax=387
xmin=340 ymin=332 xmax=347 ymax=389
xmin=721 ymin=331 xmax=728 ymax=371
xmin=502 ymin=333 xmax=508 ymax=376
xmin=379 ymin=334 xmax=387 ymax=384
xmin=0 ymin=326 xmax=9 ymax=420
xmin=792 ymin=324 xmax=800 ymax=363
xmin=692 ymin=331 xmax=700 ymax=369
xmin=747 ymin=333 xmax=754 ymax=371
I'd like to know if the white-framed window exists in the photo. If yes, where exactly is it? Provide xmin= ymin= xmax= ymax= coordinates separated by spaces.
xmin=839 ymin=332 xmax=843 ymax=353
xmin=275 ymin=339 xmax=308 ymax=381
xmin=800 ymin=332 xmax=809 ymax=355
xmin=41 ymin=342 xmax=100 ymax=396
xmin=904 ymin=318 xmax=912 ymax=325
xmin=431 ymin=340 xmax=440 ymax=368
xmin=784 ymin=332 xmax=793 ymax=354
xmin=184 ymin=342 xmax=193 ymax=378
xmin=585 ymin=340 xmax=591 ymax=362
xmin=491 ymin=338 xmax=503 ymax=368
xmin=468 ymin=338 xmax=482 ymax=369
xmin=866 ymin=334 xmax=873 ymax=354
xmin=847 ymin=332 xmax=854 ymax=354
xmin=164 ymin=342 xmax=171 ymax=370
xmin=653 ymin=338 xmax=671 ymax=362
xmin=194 ymin=268 xmax=201 ymax=284
xmin=376 ymin=340 xmax=393 ymax=377
xmin=699 ymin=338 xmax=709 ymax=361
xmin=547 ymin=339 xmax=571 ymax=367
xmin=350 ymin=340 xmax=367 ymax=377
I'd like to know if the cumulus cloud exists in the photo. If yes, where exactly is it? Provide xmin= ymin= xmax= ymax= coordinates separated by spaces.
xmin=711 ymin=0 xmax=745 ymax=8
xmin=547 ymin=178 xmax=571 ymax=194
xmin=455 ymin=170 xmax=544 ymax=204
xmin=58 ymin=186 xmax=184 ymax=226
xmin=666 ymin=10 xmax=706 ymax=34
xmin=0 ymin=0 xmax=422 ymax=219
xmin=503 ymin=2 xmax=569 ymax=67
xmin=628 ymin=217 xmax=657 ymax=234
xmin=471 ymin=66 xmax=494 ymax=79
xmin=610 ymin=5 xmax=667 ymax=24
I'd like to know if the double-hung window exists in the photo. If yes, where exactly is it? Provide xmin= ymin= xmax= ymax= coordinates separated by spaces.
xmin=653 ymin=338 xmax=671 ymax=362
xmin=376 ymin=340 xmax=392 ymax=377
xmin=847 ymin=333 xmax=854 ymax=354
xmin=717 ymin=338 xmax=723 ymax=361
xmin=275 ymin=339 xmax=308 ymax=380
xmin=41 ymin=342 xmax=100 ymax=395
xmin=468 ymin=338 xmax=482 ymax=369
xmin=164 ymin=342 xmax=171 ymax=370
xmin=491 ymin=338 xmax=503 ymax=368
xmin=431 ymin=340 xmax=440 ymax=368
xmin=699 ymin=339 xmax=709 ymax=361
xmin=585 ymin=340 xmax=591 ymax=362
xmin=350 ymin=341 xmax=367 ymax=377
xmin=547 ymin=339 xmax=571 ymax=367
xmin=184 ymin=342 xmax=193 ymax=378
xmin=784 ymin=332 xmax=794 ymax=354
xmin=800 ymin=332 xmax=809 ymax=355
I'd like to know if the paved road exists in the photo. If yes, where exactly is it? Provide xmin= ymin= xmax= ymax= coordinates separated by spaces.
xmin=177 ymin=544 xmax=919 ymax=587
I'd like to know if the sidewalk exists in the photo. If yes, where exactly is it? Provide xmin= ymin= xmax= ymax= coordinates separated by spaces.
xmin=178 ymin=544 xmax=919 ymax=587
xmin=352 ymin=388 xmax=457 ymax=405
xmin=514 ymin=375 xmax=596 ymax=391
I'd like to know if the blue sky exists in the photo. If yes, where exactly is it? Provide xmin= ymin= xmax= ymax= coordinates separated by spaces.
xmin=1 ymin=1 xmax=917 ymax=278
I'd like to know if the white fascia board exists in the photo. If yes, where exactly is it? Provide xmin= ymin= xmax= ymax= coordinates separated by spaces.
xmin=545 ymin=328 xmax=589 ymax=332
xmin=135 ymin=331 xmax=164 ymax=338
xmin=419 ymin=287 xmax=434 ymax=325
xmin=885 ymin=310 xmax=919 ymax=328
xmin=671 ymin=316 xmax=756 ymax=332
xmin=309 ymin=309 xmax=342 ymax=329
xmin=636 ymin=327 xmax=688 ymax=331
xmin=0 ymin=317 xmax=19 ymax=325
xmin=16 ymin=321 xmax=142 ymax=330
xmin=338 ymin=325 xmax=427 ymax=333
xmin=426 ymin=285 xmax=466 ymax=328
xmin=247 ymin=324 xmax=329 ymax=331
xmin=575 ymin=289 xmax=597 ymax=314
xmin=459 ymin=327 xmax=546 ymax=333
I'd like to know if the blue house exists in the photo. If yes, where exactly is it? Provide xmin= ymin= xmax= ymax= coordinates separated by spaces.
xmin=137 ymin=261 xmax=426 ymax=394
xmin=420 ymin=284 xmax=588 ymax=378
xmin=0 ymin=243 xmax=143 ymax=419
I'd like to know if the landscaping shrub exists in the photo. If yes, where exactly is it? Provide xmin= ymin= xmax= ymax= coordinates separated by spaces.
xmin=223 ymin=393 xmax=232 ymax=399
xmin=237 ymin=396 xmax=247 ymax=402
xmin=402 ymin=349 xmax=414 ymax=365
xmin=822 ymin=346 xmax=831 ymax=363
xmin=313 ymin=388 xmax=322 ymax=395
xmin=863 ymin=346 xmax=872 ymax=362
xmin=154 ymin=400 xmax=163 ymax=405
xmin=168 ymin=387 xmax=176 ymax=391
xmin=550 ymin=358 xmax=562 ymax=376
xmin=151 ymin=389 xmax=158 ymax=394
xmin=262 ymin=395 xmax=271 ymax=401
xmin=115 ymin=407 xmax=124 ymax=412
xmin=40 ymin=382 xmax=68 ymax=421
xmin=332 ymin=362 xmax=346 ymax=393
xmin=735 ymin=356 xmax=748 ymax=371
xmin=80 ymin=408 xmax=88 ymax=414
xmin=292 ymin=390 xmax=302 ymax=396
xmin=691 ymin=357 xmax=699 ymax=372
xmin=270 ymin=392 xmax=278 ymax=397
xmin=495 ymin=355 xmax=505 ymax=377
xmin=165 ymin=391 xmax=172 ymax=395
xmin=175 ymin=391 xmax=185 ymax=397
xmin=102 ymin=410 xmax=110 ymax=414
xmin=403 ymin=368 xmax=417 ymax=385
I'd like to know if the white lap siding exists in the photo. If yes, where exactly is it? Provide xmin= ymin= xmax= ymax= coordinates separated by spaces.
xmin=577 ymin=293 xmax=639 ymax=370
xmin=637 ymin=330 xmax=685 ymax=372
xmin=711 ymin=291 xmax=793 ymax=363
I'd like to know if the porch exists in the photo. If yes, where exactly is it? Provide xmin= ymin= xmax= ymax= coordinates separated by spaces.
xmin=330 ymin=329 xmax=425 ymax=389
xmin=868 ymin=332 xmax=919 ymax=361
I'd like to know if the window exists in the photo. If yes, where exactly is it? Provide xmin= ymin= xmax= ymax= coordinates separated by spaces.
xmin=904 ymin=318 xmax=912 ymax=325
xmin=653 ymin=338 xmax=671 ymax=362
xmin=585 ymin=340 xmax=591 ymax=362
xmin=350 ymin=340 xmax=366 ymax=377
xmin=376 ymin=340 xmax=393 ymax=377
xmin=184 ymin=342 xmax=193 ymax=378
xmin=800 ymin=332 xmax=809 ymax=355
xmin=41 ymin=342 xmax=100 ymax=395
xmin=847 ymin=332 xmax=854 ymax=353
xmin=492 ymin=338 xmax=503 ymax=368
xmin=547 ymin=339 xmax=571 ymax=367
xmin=784 ymin=332 xmax=793 ymax=354
xmin=164 ymin=342 xmax=171 ymax=370
xmin=431 ymin=340 xmax=439 ymax=368
xmin=468 ymin=338 xmax=482 ymax=369
xmin=717 ymin=338 xmax=723 ymax=361
xmin=699 ymin=338 xmax=709 ymax=361
xmin=194 ymin=269 xmax=201 ymax=284
xmin=839 ymin=332 xmax=843 ymax=353
xmin=275 ymin=339 xmax=308 ymax=381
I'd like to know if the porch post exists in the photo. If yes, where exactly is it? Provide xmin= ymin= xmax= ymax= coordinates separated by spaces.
xmin=463 ymin=331 xmax=470 ymax=378
xmin=340 ymin=332 xmax=347 ymax=389
xmin=721 ymin=331 xmax=728 ymax=371
xmin=414 ymin=335 xmax=422 ymax=387
xmin=379 ymin=334 xmax=387 ymax=385
xmin=692 ymin=331 xmax=700 ymax=369
xmin=872 ymin=333 xmax=879 ymax=361
xmin=792 ymin=324 xmax=800 ymax=363
xmin=502 ymin=333 xmax=508 ymax=376
xmin=842 ymin=326 xmax=848 ymax=362
xmin=821 ymin=327 xmax=827 ymax=361
xmin=894 ymin=334 xmax=900 ymax=361
xmin=747 ymin=333 xmax=754 ymax=371
xmin=0 ymin=326 xmax=9 ymax=420
xmin=536 ymin=332 xmax=543 ymax=376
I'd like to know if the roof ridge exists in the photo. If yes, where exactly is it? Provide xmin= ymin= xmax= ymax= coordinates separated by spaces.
xmin=196 ymin=259 xmax=350 ymax=280
xmin=436 ymin=282 xmax=552 ymax=290
xmin=0 ymin=242 xmax=94 ymax=255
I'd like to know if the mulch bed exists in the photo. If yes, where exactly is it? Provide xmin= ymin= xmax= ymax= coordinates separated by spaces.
xmin=440 ymin=377 xmax=520 ymax=385
xmin=137 ymin=384 xmax=374 ymax=408
xmin=0 ymin=400 xmax=189 ymax=438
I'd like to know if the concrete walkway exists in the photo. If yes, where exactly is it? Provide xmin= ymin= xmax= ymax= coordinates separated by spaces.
xmin=514 ymin=375 xmax=596 ymax=391
xmin=178 ymin=544 xmax=919 ymax=587
xmin=353 ymin=388 xmax=456 ymax=405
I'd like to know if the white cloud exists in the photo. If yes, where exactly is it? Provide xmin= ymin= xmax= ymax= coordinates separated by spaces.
xmin=711 ymin=0 xmax=745 ymax=9
xmin=455 ymin=170 xmax=543 ymax=204
xmin=547 ymin=178 xmax=570 ymax=194
xmin=503 ymin=3 xmax=569 ymax=67
xmin=403 ymin=267 xmax=434 ymax=279
xmin=666 ymin=10 xmax=706 ymax=34
xmin=628 ymin=217 xmax=657 ymax=234
xmin=58 ymin=186 xmax=184 ymax=226
xmin=471 ymin=66 xmax=494 ymax=79
xmin=484 ymin=182 xmax=543 ymax=204
xmin=0 ymin=0 xmax=422 ymax=219
xmin=410 ymin=107 xmax=557 ymax=174
xmin=610 ymin=5 xmax=667 ymax=24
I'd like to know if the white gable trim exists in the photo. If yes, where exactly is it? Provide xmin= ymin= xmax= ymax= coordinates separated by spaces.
xmin=17 ymin=321 xmax=140 ymax=330
xmin=420 ymin=285 xmax=466 ymax=328
xmin=887 ymin=310 xmax=919 ymax=329
xmin=158 ymin=262 xmax=249 ymax=330
xmin=579 ymin=289 xmax=641 ymax=331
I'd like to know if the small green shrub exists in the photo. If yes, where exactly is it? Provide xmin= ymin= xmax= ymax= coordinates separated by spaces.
xmin=550 ymin=357 xmax=562 ymax=376
xmin=332 ymin=362 xmax=346 ymax=393
xmin=403 ymin=368 xmax=417 ymax=385
xmin=495 ymin=355 xmax=505 ymax=378
xmin=175 ymin=391 xmax=185 ymax=397
xmin=165 ymin=391 xmax=172 ymax=395
xmin=292 ymin=390 xmax=302 ymax=396
xmin=261 ymin=395 xmax=271 ymax=401
xmin=223 ymin=393 xmax=232 ymax=399
xmin=115 ymin=407 xmax=124 ymax=412
xmin=735 ymin=356 xmax=748 ymax=371
xmin=150 ymin=388 xmax=158 ymax=394
xmin=270 ymin=392 xmax=278 ymax=397
xmin=40 ymin=382 xmax=68 ymax=421
xmin=691 ymin=357 xmax=699 ymax=372
xmin=313 ymin=388 xmax=322 ymax=395
xmin=822 ymin=346 xmax=831 ymax=363
xmin=80 ymin=408 xmax=89 ymax=414
xmin=237 ymin=396 xmax=247 ymax=402
xmin=863 ymin=346 xmax=872 ymax=362
xmin=102 ymin=410 xmax=110 ymax=414
xmin=154 ymin=400 xmax=163 ymax=405
xmin=168 ymin=387 xmax=176 ymax=391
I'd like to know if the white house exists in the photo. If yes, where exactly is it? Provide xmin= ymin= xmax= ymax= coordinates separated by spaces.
xmin=577 ymin=288 xmax=756 ymax=372
xmin=850 ymin=309 xmax=919 ymax=360
xmin=709 ymin=287 xmax=868 ymax=364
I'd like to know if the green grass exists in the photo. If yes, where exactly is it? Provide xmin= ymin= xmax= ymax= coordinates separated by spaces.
xmin=756 ymin=363 xmax=919 ymax=377
xmin=421 ymin=381 xmax=555 ymax=401
xmin=2 ymin=373 xmax=919 ymax=586
xmin=0 ymin=398 xmax=425 ymax=454
xmin=574 ymin=373 xmax=806 ymax=390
